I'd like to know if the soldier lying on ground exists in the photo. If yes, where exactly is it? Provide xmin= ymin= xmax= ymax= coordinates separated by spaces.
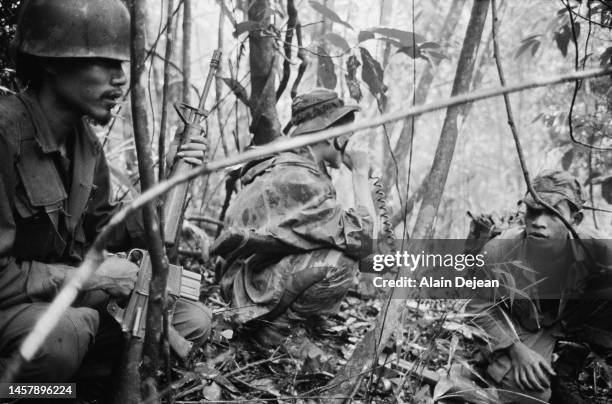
xmin=467 ymin=170 xmax=612 ymax=403
xmin=0 ymin=0 xmax=211 ymax=397
xmin=211 ymin=88 xmax=379 ymax=347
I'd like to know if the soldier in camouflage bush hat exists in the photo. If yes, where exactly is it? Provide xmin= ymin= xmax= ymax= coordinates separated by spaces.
xmin=284 ymin=87 xmax=360 ymax=136
xmin=522 ymin=170 xmax=586 ymax=212
xmin=212 ymin=88 xmax=378 ymax=347
xmin=284 ymin=87 xmax=361 ymax=169
xmin=467 ymin=170 xmax=612 ymax=403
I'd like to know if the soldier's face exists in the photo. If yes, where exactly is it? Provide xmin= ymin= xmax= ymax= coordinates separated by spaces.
xmin=322 ymin=140 xmax=343 ymax=169
xmin=47 ymin=58 xmax=127 ymax=125
xmin=524 ymin=200 xmax=574 ymax=241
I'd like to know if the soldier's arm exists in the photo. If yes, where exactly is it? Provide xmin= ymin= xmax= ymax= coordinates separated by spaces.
xmin=343 ymin=148 xmax=379 ymax=237
xmin=0 ymin=134 xmax=81 ymax=305
xmin=82 ymin=146 xmax=147 ymax=252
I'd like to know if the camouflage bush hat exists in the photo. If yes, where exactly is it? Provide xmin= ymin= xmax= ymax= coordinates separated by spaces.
xmin=284 ymin=88 xmax=360 ymax=136
xmin=522 ymin=170 xmax=585 ymax=211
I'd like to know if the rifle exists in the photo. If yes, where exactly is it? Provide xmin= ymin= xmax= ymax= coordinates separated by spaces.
xmin=109 ymin=51 xmax=221 ymax=402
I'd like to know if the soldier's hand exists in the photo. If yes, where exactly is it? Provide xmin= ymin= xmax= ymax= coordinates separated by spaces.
xmin=508 ymin=341 xmax=556 ymax=392
xmin=342 ymin=147 xmax=369 ymax=174
xmin=93 ymin=256 xmax=139 ymax=298
xmin=177 ymin=136 xmax=208 ymax=165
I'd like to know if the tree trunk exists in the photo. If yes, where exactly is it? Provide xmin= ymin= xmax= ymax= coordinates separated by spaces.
xmin=322 ymin=1 xmax=491 ymax=400
xmin=412 ymin=0 xmax=490 ymax=239
xmin=383 ymin=0 xmax=467 ymax=193
xmin=130 ymin=0 xmax=170 ymax=402
xmin=248 ymin=0 xmax=281 ymax=145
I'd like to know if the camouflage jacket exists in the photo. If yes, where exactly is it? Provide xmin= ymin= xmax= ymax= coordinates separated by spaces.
xmin=212 ymin=150 xmax=373 ymax=321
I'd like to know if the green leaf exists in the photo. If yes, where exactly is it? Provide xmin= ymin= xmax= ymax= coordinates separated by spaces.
xmin=600 ymin=46 xmax=612 ymax=66
xmin=397 ymin=45 xmax=421 ymax=59
xmin=319 ymin=32 xmax=351 ymax=52
xmin=421 ymin=48 xmax=448 ymax=62
xmin=358 ymin=30 xmax=375 ymax=43
xmin=515 ymin=36 xmax=541 ymax=59
xmin=360 ymin=47 xmax=386 ymax=99
xmin=561 ymin=148 xmax=574 ymax=170
xmin=377 ymin=37 xmax=402 ymax=48
xmin=362 ymin=27 xmax=425 ymax=46
xmin=602 ymin=177 xmax=612 ymax=204
xmin=554 ymin=24 xmax=571 ymax=57
xmin=308 ymin=0 xmax=353 ymax=30
xmin=345 ymin=55 xmax=362 ymax=102
xmin=317 ymin=46 xmax=337 ymax=90
xmin=419 ymin=41 xmax=441 ymax=49
xmin=232 ymin=21 xmax=262 ymax=37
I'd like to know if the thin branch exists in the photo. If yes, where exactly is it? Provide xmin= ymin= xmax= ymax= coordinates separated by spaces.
xmin=566 ymin=6 xmax=612 ymax=29
xmin=214 ymin=0 xmax=238 ymax=27
xmin=290 ymin=21 xmax=307 ymax=98
xmin=276 ymin=0 xmax=297 ymax=100
xmin=491 ymin=0 xmax=596 ymax=264
xmin=2 ymin=65 xmax=611 ymax=385
xmin=562 ymin=0 xmax=612 ymax=150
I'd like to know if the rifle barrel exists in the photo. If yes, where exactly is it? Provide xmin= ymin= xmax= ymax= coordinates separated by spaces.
xmin=197 ymin=50 xmax=221 ymax=113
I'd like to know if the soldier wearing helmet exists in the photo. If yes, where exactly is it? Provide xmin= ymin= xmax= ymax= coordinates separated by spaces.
xmin=466 ymin=170 xmax=612 ymax=403
xmin=211 ymin=88 xmax=379 ymax=347
xmin=0 ymin=0 xmax=211 ymax=395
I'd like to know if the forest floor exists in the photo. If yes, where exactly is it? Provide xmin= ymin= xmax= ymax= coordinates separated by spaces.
xmin=167 ymin=246 xmax=612 ymax=404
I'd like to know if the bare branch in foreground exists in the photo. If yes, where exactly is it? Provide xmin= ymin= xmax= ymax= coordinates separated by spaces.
xmin=1 ymin=65 xmax=611 ymax=384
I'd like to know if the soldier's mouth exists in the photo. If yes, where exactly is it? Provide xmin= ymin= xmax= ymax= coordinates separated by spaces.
xmin=527 ymin=231 xmax=548 ymax=239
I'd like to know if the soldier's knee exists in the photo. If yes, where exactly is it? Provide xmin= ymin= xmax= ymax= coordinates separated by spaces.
xmin=25 ymin=307 xmax=99 ymax=382
xmin=173 ymin=299 xmax=213 ymax=346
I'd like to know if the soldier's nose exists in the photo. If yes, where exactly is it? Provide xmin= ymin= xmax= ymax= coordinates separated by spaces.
xmin=111 ymin=67 xmax=128 ymax=87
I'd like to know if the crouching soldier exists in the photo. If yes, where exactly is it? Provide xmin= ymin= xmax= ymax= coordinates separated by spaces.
xmin=0 ymin=0 xmax=211 ymax=392
xmin=467 ymin=170 xmax=612 ymax=403
xmin=211 ymin=88 xmax=378 ymax=346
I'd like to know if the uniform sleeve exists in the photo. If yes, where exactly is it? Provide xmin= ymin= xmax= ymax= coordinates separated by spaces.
xmin=0 ymin=134 xmax=79 ymax=308
xmin=466 ymin=238 xmax=521 ymax=352
xmin=83 ymin=147 xmax=146 ymax=252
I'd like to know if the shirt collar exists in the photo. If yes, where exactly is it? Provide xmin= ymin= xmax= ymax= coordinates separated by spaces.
xmin=18 ymin=91 xmax=99 ymax=155
xmin=18 ymin=91 xmax=64 ymax=154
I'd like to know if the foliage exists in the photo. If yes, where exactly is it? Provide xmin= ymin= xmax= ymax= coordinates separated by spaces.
xmin=0 ymin=0 xmax=19 ymax=93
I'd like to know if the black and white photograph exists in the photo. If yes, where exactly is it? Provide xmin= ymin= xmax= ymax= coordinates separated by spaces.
xmin=1 ymin=0 xmax=612 ymax=402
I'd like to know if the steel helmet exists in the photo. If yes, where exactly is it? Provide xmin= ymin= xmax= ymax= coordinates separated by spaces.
xmin=14 ymin=0 xmax=130 ymax=61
